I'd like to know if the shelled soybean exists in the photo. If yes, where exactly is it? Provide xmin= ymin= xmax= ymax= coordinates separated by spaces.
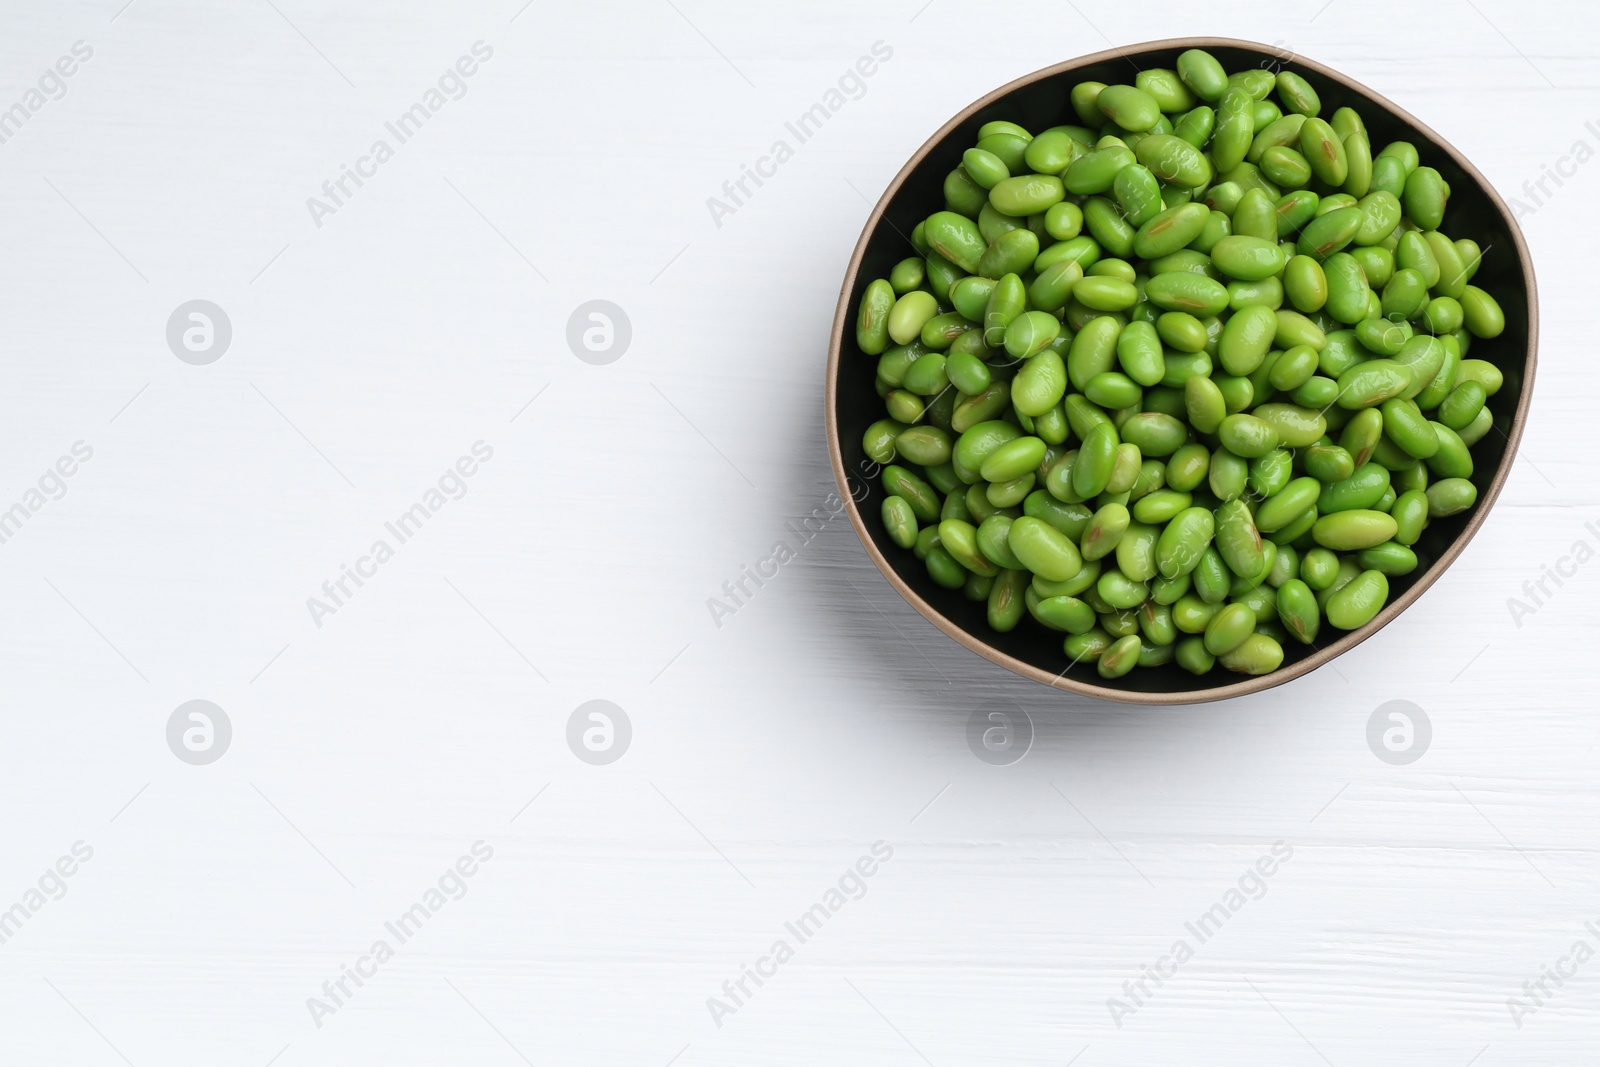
xmin=856 ymin=52 xmax=1507 ymax=679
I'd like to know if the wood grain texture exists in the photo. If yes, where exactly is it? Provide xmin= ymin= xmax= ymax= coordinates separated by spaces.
xmin=0 ymin=1 xmax=1596 ymax=1064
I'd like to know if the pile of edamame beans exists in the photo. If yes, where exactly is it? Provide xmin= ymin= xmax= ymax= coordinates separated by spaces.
xmin=854 ymin=50 xmax=1509 ymax=681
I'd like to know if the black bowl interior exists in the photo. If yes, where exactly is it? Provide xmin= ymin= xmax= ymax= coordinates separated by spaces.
xmin=835 ymin=42 xmax=1530 ymax=697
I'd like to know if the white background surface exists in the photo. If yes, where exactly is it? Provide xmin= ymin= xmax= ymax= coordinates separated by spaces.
xmin=1 ymin=1 xmax=1597 ymax=1064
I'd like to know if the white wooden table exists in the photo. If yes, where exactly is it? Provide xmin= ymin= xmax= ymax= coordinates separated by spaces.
xmin=1 ymin=1 xmax=1596 ymax=1063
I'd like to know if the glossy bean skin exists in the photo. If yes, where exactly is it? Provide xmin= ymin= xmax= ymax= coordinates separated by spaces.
xmin=1325 ymin=569 xmax=1389 ymax=629
xmin=1008 ymin=516 xmax=1084 ymax=581
xmin=881 ymin=496 xmax=918 ymax=549
xmin=1312 ymin=509 xmax=1398 ymax=551
xmin=1427 ymin=477 xmax=1477 ymax=517
xmin=1204 ymin=602 xmax=1256 ymax=655
xmin=1219 ymin=633 xmax=1284 ymax=674
xmin=1214 ymin=499 xmax=1264 ymax=578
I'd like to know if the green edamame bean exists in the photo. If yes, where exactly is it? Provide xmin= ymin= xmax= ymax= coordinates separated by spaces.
xmin=944 ymin=351 xmax=991 ymax=397
xmin=939 ymin=519 xmax=1001 ymax=576
xmin=1426 ymin=476 xmax=1477 ymax=517
xmin=1380 ymin=397 xmax=1439 ymax=459
xmin=924 ymin=211 xmax=987 ymax=273
xmin=896 ymin=426 xmax=952 ymax=466
xmin=1085 ymin=372 xmax=1144 ymax=410
xmin=944 ymin=167 xmax=988 ymax=218
xmin=948 ymin=276 xmax=996 ymax=322
xmin=883 ymin=464 xmax=941 ymax=523
xmin=1116 ymin=320 xmax=1167 ymax=387
xmin=1132 ymin=488 xmax=1192 ymax=525
xmin=1096 ymin=633 xmax=1142 ymax=678
xmin=1389 ymin=489 xmax=1428 ymax=545
xmin=1033 ymin=594 xmax=1097 ymax=634
xmin=1022 ymin=129 xmax=1080 ymax=176
xmin=1155 ymin=506 xmax=1214 ymax=578
xmin=1174 ymin=635 xmax=1215 ymax=674
xmin=1297 ymin=206 xmax=1364 ymax=259
xmin=1210 ymin=85 xmax=1256 ymax=172
xmin=1067 ymin=315 xmax=1122 ymax=390
xmin=981 ymin=436 xmax=1047 ymax=482
xmin=1438 ymin=380 xmax=1487 ymax=431
xmin=1179 ymin=375 xmax=1224 ymax=436
xmin=1157 ymin=314 xmax=1210 ymax=357
xmin=1218 ymin=413 xmax=1279 ymax=458
xmin=1460 ymin=285 xmax=1505 ymax=339
xmin=1325 ymin=569 xmax=1389 ymax=629
xmin=1276 ymin=578 xmax=1320 ymax=644
xmin=1318 ymin=463 xmax=1390 ymax=514
xmin=975 ymin=515 xmax=1024 ymax=569
xmin=862 ymin=418 xmax=905 ymax=464
xmin=1119 ymin=412 xmax=1188 ymax=457
xmin=1008 ymin=515 xmax=1083 ymax=581
xmin=1357 ymin=541 xmax=1418 ymax=576
xmin=885 ymin=389 xmax=924 ymax=424
xmin=925 ymin=545 xmax=965 ymax=588
xmin=978 ymin=228 xmax=1040 ymax=279
xmin=1217 ymin=304 xmax=1277 ymax=375
xmin=1218 ymin=632 xmax=1284 ymax=674
xmin=1072 ymin=422 xmax=1119 ymax=498
xmin=1135 ymin=134 xmax=1212 ymax=188
xmin=1214 ymin=498 xmax=1264 ymax=579
xmin=1097 ymin=84 xmax=1162 ymax=131
xmin=1208 ymin=449 xmax=1248 ymax=502
xmin=1261 ymin=145 xmax=1312 ymax=188
xmin=1211 ymin=235 xmax=1286 ymax=281
xmin=1276 ymin=189 xmax=1320 ymax=236
xmin=1005 ymin=311 xmax=1062 ymax=361
xmin=1113 ymin=164 xmax=1164 ymax=227
xmin=1283 ymin=255 xmax=1328 ymax=312
xmin=1254 ymin=476 xmax=1321 ymax=533
xmin=1204 ymin=602 xmax=1256 ymax=655
xmin=1174 ymin=105 xmax=1216 ymax=150
xmin=1064 ymin=145 xmax=1136 ymax=194
xmin=1080 ymin=502 xmax=1130 ymax=561
xmin=856 ymin=278 xmax=895 ymax=355
xmin=881 ymin=496 xmax=919 ymax=549
xmin=1312 ymin=509 xmax=1397 ymax=550
xmin=1166 ymin=442 xmax=1210 ymax=492
xmin=1426 ymin=421 xmax=1473 ymax=480
xmin=1083 ymin=197 xmax=1137 ymax=259
xmin=1044 ymin=201 xmax=1084 ymax=240
xmin=986 ymin=568 xmax=1028 ymax=631
xmin=902 ymin=351 xmax=949 ymax=396
xmin=1110 ymin=530 xmax=1157 ymax=589
xmin=990 ymin=174 xmax=1066 ymax=217
xmin=889 ymin=257 xmax=925 ymax=295
xmin=1173 ymin=592 xmax=1222 ymax=632
xmin=1132 ymin=203 xmax=1210 ymax=260
xmin=1402 ymin=166 xmax=1448 ymax=231
xmin=1074 ymin=274 xmax=1141 ymax=311
xmin=1176 ymin=48 xmax=1228 ymax=101
xmin=962 ymin=147 xmax=1009 ymax=190
xmin=887 ymin=290 xmax=938 ymax=346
